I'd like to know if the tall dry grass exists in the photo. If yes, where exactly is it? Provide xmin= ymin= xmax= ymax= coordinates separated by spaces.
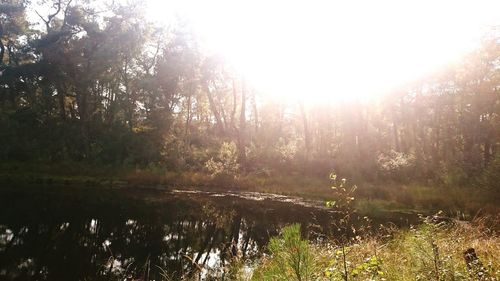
xmin=252 ymin=216 xmax=499 ymax=280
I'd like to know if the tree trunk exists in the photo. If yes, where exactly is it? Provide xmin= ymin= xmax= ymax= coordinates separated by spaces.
xmin=252 ymin=89 xmax=259 ymax=133
xmin=0 ymin=23 xmax=5 ymax=64
xmin=185 ymin=94 xmax=192 ymax=141
xmin=299 ymin=102 xmax=311 ymax=157
xmin=205 ymin=82 xmax=225 ymax=134
xmin=238 ymin=78 xmax=247 ymax=168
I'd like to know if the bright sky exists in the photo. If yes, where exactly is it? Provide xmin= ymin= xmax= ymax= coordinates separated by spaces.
xmin=147 ymin=0 xmax=499 ymax=102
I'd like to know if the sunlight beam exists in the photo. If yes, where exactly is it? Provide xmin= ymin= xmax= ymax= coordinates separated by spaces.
xmin=146 ymin=0 xmax=500 ymax=102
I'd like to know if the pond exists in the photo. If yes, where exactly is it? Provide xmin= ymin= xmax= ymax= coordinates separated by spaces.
xmin=0 ymin=186 xmax=417 ymax=280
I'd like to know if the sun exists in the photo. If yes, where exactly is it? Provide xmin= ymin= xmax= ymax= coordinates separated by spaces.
xmin=146 ymin=0 xmax=500 ymax=103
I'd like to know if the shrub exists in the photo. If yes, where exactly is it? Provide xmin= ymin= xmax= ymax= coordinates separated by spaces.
xmin=204 ymin=141 xmax=240 ymax=177
xmin=377 ymin=150 xmax=416 ymax=181
xmin=252 ymin=224 xmax=318 ymax=281
xmin=439 ymin=162 xmax=469 ymax=187
xmin=482 ymin=152 xmax=500 ymax=192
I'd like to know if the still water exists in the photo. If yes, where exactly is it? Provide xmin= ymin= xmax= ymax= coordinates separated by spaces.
xmin=0 ymin=186 xmax=416 ymax=280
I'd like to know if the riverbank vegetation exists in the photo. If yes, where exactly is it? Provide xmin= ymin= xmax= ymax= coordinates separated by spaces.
xmin=248 ymin=176 xmax=499 ymax=280
xmin=1 ymin=161 xmax=497 ymax=218
xmin=251 ymin=217 xmax=500 ymax=281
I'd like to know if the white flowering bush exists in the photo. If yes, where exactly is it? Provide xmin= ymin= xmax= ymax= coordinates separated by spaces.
xmin=276 ymin=138 xmax=297 ymax=163
xmin=377 ymin=150 xmax=416 ymax=178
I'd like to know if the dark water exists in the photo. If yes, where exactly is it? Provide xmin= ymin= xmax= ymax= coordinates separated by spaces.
xmin=0 ymin=186 xmax=417 ymax=280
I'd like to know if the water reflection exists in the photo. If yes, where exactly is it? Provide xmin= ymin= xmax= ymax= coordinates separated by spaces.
xmin=0 ymin=187 xmax=415 ymax=280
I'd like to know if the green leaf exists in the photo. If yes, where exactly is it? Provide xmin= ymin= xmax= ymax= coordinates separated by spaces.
xmin=352 ymin=269 xmax=359 ymax=276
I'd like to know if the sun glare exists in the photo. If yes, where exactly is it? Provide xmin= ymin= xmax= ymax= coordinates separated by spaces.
xmin=146 ymin=0 xmax=500 ymax=102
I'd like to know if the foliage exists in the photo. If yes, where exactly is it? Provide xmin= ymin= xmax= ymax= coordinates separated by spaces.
xmin=0 ymin=0 xmax=500 ymax=186
xmin=377 ymin=216 xmax=500 ymax=280
xmin=326 ymin=173 xmax=357 ymax=211
xmin=276 ymin=138 xmax=298 ymax=163
xmin=253 ymin=216 xmax=500 ymax=281
xmin=377 ymin=150 xmax=416 ymax=180
xmin=324 ymin=173 xmax=371 ymax=246
xmin=0 ymin=1 xmax=499 ymax=189
xmin=252 ymin=224 xmax=318 ymax=281
xmin=439 ymin=162 xmax=469 ymax=187
xmin=204 ymin=141 xmax=240 ymax=177
xmin=323 ymin=249 xmax=384 ymax=281
xmin=252 ymin=174 xmax=499 ymax=280
xmin=482 ymin=152 xmax=500 ymax=191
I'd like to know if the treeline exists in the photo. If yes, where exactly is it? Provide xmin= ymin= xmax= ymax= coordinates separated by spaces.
xmin=1 ymin=0 xmax=499 ymax=187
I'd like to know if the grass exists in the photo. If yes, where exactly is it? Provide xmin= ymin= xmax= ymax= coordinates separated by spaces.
xmin=353 ymin=183 xmax=499 ymax=218
xmin=374 ymin=218 xmax=499 ymax=280
xmin=251 ymin=216 xmax=500 ymax=280
xmin=0 ymin=161 xmax=498 ymax=217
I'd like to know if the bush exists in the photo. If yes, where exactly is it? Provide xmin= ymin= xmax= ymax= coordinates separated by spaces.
xmin=204 ymin=141 xmax=240 ymax=177
xmin=439 ymin=162 xmax=469 ymax=187
xmin=482 ymin=153 xmax=500 ymax=191
xmin=252 ymin=224 xmax=318 ymax=281
xmin=377 ymin=150 xmax=416 ymax=181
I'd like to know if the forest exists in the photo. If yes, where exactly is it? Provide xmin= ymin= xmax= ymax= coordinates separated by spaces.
xmin=0 ymin=0 xmax=499 ymax=280
xmin=1 ymin=0 xmax=499 ymax=187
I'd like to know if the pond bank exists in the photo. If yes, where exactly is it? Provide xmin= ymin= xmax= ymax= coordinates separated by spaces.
xmin=1 ymin=161 xmax=498 ymax=218
xmin=252 ymin=219 xmax=500 ymax=280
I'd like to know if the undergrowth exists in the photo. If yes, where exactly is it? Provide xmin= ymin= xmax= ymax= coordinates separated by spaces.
xmin=251 ymin=216 xmax=499 ymax=280
xmin=251 ymin=173 xmax=499 ymax=281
